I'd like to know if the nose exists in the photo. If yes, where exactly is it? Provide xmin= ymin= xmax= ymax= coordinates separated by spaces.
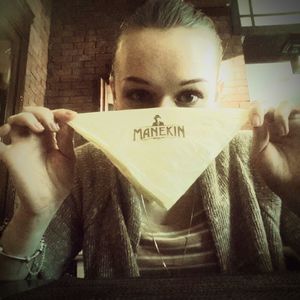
xmin=158 ymin=96 xmax=177 ymax=108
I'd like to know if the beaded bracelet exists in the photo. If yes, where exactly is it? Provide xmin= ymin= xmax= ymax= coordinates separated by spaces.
xmin=0 ymin=218 xmax=47 ymax=276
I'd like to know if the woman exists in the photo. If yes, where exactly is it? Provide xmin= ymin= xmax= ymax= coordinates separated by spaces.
xmin=0 ymin=0 xmax=300 ymax=280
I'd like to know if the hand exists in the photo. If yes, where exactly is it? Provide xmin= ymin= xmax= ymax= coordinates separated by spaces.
xmin=250 ymin=101 xmax=300 ymax=202
xmin=0 ymin=106 xmax=77 ymax=217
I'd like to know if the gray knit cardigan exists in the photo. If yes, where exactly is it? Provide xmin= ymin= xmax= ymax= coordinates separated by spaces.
xmin=40 ymin=131 xmax=300 ymax=279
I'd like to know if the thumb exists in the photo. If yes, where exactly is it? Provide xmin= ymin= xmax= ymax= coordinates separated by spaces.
xmin=53 ymin=109 xmax=77 ymax=123
xmin=56 ymin=123 xmax=75 ymax=160
xmin=252 ymin=122 xmax=270 ymax=158
xmin=0 ymin=124 xmax=10 ymax=156
xmin=250 ymin=105 xmax=274 ymax=161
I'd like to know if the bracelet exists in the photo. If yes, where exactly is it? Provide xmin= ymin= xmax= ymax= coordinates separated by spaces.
xmin=0 ymin=238 xmax=46 ymax=263
xmin=0 ymin=218 xmax=47 ymax=277
xmin=25 ymin=238 xmax=47 ymax=277
xmin=0 ymin=218 xmax=9 ymax=236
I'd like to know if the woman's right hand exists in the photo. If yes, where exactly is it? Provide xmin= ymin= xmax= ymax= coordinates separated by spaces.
xmin=0 ymin=106 xmax=77 ymax=217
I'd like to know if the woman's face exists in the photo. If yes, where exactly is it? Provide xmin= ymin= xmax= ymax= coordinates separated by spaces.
xmin=112 ymin=27 xmax=221 ymax=110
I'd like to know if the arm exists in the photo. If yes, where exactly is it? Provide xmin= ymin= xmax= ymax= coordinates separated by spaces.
xmin=250 ymin=101 xmax=300 ymax=217
xmin=0 ymin=107 xmax=77 ymax=280
xmin=0 ymin=209 xmax=52 ymax=280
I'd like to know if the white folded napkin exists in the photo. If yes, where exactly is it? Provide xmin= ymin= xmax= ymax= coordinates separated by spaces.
xmin=69 ymin=107 xmax=248 ymax=209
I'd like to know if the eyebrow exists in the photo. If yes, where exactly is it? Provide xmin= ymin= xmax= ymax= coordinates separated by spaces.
xmin=179 ymin=79 xmax=207 ymax=86
xmin=123 ymin=76 xmax=151 ymax=85
xmin=123 ymin=76 xmax=207 ymax=86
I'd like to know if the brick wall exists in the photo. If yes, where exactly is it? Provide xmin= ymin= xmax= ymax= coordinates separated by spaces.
xmin=23 ymin=0 xmax=52 ymax=107
xmin=45 ymin=0 xmax=250 ymax=112
xmin=45 ymin=0 xmax=130 ymax=112
xmin=215 ymin=16 xmax=250 ymax=108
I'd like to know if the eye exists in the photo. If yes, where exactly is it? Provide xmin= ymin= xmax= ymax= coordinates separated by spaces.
xmin=125 ymin=89 xmax=154 ymax=103
xmin=176 ymin=90 xmax=204 ymax=106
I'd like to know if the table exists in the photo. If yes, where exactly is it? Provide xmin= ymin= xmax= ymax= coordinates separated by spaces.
xmin=1 ymin=272 xmax=300 ymax=300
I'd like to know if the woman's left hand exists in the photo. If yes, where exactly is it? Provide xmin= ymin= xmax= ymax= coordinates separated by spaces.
xmin=250 ymin=100 xmax=300 ymax=204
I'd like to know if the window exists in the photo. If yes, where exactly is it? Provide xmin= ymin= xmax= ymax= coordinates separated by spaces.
xmin=232 ymin=0 xmax=300 ymax=34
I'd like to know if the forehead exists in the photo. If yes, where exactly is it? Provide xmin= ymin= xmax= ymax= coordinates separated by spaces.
xmin=115 ymin=27 xmax=220 ymax=82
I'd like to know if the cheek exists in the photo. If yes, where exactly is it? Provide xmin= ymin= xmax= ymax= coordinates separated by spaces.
xmin=114 ymin=99 xmax=130 ymax=110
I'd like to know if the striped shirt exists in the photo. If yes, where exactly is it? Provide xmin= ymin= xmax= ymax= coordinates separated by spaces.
xmin=137 ymin=192 xmax=219 ymax=277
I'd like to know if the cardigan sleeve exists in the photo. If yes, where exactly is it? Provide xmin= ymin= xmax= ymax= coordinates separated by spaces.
xmin=232 ymin=131 xmax=300 ymax=270
xmin=38 ymin=144 xmax=86 ymax=279
xmin=39 ymin=142 xmax=114 ymax=279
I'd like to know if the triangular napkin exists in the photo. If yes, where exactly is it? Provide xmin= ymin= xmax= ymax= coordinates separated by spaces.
xmin=69 ymin=108 xmax=248 ymax=209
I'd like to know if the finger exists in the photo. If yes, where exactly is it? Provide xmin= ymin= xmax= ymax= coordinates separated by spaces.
xmin=252 ymin=120 xmax=270 ymax=156
xmin=8 ymin=112 xmax=45 ymax=133
xmin=41 ymin=130 xmax=58 ymax=151
xmin=53 ymin=109 xmax=77 ymax=123
xmin=0 ymin=143 xmax=6 ymax=155
xmin=290 ymin=108 xmax=300 ymax=120
xmin=251 ymin=105 xmax=276 ymax=155
xmin=23 ymin=106 xmax=59 ymax=132
xmin=249 ymin=101 xmax=265 ymax=127
xmin=0 ymin=123 xmax=11 ymax=137
xmin=56 ymin=123 xmax=75 ymax=160
xmin=273 ymin=101 xmax=293 ymax=136
xmin=0 ymin=124 xmax=10 ymax=155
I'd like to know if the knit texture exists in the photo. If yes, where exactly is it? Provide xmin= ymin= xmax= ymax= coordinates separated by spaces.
xmin=39 ymin=131 xmax=299 ymax=279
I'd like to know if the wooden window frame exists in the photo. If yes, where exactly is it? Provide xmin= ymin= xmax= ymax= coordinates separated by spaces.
xmin=0 ymin=0 xmax=33 ymax=221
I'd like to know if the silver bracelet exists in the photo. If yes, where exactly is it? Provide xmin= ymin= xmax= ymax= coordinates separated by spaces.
xmin=0 ymin=238 xmax=46 ymax=263
xmin=0 ymin=218 xmax=9 ymax=236
xmin=25 ymin=238 xmax=47 ymax=277
xmin=0 ymin=219 xmax=47 ymax=276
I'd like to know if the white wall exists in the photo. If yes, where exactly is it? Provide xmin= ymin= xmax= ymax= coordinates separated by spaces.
xmin=246 ymin=61 xmax=300 ymax=108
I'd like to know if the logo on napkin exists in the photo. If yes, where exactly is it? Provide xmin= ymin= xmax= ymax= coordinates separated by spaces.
xmin=133 ymin=114 xmax=185 ymax=141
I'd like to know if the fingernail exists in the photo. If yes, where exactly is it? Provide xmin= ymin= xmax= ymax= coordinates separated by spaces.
xmin=252 ymin=115 xmax=261 ymax=127
xmin=35 ymin=123 xmax=44 ymax=131
xmin=50 ymin=122 xmax=58 ymax=132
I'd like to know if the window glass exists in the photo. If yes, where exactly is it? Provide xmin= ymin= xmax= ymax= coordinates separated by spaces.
xmin=241 ymin=17 xmax=253 ymax=27
xmin=237 ymin=0 xmax=250 ymax=15
xmin=0 ymin=40 xmax=11 ymax=124
xmin=252 ymin=0 xmax=300 ymax=15
xmin=254 ymin=14 xmax=300 ymax=26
